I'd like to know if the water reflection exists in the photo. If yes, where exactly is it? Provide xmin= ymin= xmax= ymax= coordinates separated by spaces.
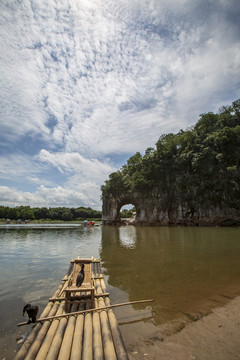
xmin=100 ymin=225 xmax=240 ymax=325
xmin=119 ymin=226 xmax=137 ymax=249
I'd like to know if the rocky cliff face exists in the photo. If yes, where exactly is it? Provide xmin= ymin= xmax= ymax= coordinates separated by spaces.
xmin=102 ymin=192 xmax=240 ymax=226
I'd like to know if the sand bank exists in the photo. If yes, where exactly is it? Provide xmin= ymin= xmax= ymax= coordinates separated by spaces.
xmin=128 ymin=295 xmax=240 ymax=360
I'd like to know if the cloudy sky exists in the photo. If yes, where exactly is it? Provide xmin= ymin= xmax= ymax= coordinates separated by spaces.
xmin=0 ymin=0 xmax=240 ymax=210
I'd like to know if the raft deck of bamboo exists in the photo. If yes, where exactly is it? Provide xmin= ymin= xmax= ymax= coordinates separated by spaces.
xmin=15 ymin=258 xmax=129 ymax=360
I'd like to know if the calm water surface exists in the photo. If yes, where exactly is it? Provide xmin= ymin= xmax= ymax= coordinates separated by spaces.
xmin=1 ymin=224 xmax=240 ymax=359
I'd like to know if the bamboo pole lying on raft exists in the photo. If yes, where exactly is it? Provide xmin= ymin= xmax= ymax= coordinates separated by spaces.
xmin=17 ymin=299 xmax=154 ymax=326
xmin=57 ymin=271 xmax=73 ymax=298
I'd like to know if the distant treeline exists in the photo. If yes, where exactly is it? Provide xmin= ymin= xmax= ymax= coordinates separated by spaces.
xmin=0 ymin=205 xmax=102 ymax=221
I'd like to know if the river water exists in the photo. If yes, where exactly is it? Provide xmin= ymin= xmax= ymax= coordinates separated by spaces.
xmin=1 ymin=224 xmax=240 ymax=359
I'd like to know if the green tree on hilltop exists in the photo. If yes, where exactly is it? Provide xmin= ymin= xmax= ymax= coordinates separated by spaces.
xmin=101 ymin=99 xmax=240 ymax=211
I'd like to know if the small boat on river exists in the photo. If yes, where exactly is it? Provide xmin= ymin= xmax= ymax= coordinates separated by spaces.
xmin=15 ymin=257 xmax=129 ymax=360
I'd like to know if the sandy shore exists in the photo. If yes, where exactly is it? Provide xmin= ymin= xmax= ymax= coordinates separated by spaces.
xmin=128 ymin=295 xmax=240 ymax=360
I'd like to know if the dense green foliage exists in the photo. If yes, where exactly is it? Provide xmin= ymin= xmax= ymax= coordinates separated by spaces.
xmin=0 ymin=205 xmax=102 ymax=221
xmin=102 ymin=99 xmax=240 ymax=209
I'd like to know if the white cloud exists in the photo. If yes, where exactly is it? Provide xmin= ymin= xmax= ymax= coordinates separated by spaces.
xmin=0 ymin=153 xmax=46 ymax=181
xmin=0 ymin=184 xmax=101 ymax=209
xmin=0 ymin=150 xmax=117 ymax=208
xmin=0 ymin=0 xmax=240 ymax=208
xmin=38 ymin=149 xmax=116 ymax=183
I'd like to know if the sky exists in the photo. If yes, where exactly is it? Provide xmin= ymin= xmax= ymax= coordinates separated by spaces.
xmin=0 ymin=0 xmax=240 ymax=210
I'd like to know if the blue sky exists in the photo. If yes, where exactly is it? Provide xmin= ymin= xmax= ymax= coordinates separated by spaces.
xmin=0 ymin=0 xmax=240 ymax=210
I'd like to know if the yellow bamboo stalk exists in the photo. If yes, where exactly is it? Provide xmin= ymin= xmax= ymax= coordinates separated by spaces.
xmin=70 ymin=304 xmax=84 ymax=360
xmin=106 ymin=306 xmax=129 ymax=360
xmin=95 ymin=279 xmax=117 ymax=360
xmin=53 ymin=282 xmax=66 ymax=298
xmin=57 ymin=271 xmax=73 ymax=298
xmin=92 ymin=298 xmax=104 ymax=360
xmin=34 ymin=302 xmax=64 ymax=360
xmin=82 ymin=302 xmax=93 ymax=360
xmin=100 ymin=278 xmax=129 ymax=360
xmin=45 ymin=313 xmax=68 ymax=360
xmin=58 ymin=303 xmax=78 ymax=360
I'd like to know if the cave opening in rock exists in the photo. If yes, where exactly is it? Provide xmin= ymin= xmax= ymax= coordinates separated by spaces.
xmin=119 ymin=203 xmax=136 ymax=224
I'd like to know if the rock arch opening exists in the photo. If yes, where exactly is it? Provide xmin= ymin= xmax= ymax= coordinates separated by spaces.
xmin=102 ymin=193 xmax=141 ymax=225
xmin=119 ymin=203 xmax=136 ymax=224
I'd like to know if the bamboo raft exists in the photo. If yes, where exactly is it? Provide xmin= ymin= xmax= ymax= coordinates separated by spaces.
xmin=15 ymin=257 xmax=130 ymax=360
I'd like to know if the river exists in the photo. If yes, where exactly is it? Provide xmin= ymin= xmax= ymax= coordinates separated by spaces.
xmin=1 ymin=224 xmax=240 ymax=359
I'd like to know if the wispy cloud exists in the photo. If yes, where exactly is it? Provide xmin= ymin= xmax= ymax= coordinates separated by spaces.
xmin=0 ymin=0 xmax=239 ymax=208
xmin=37 ymin=149 xmax=116 ymax=183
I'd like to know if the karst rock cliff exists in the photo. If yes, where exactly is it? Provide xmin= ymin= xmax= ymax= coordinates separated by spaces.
xmin=102 ymin=192 xmax=240 ymax=226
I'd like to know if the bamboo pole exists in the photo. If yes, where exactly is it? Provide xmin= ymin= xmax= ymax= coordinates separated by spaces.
xmin=57 ymin=271 xmax=73 ymax=299
xmin=34 ymin=302 xmax=64 ymax=360
xmin=82 ymin=302 xmax=93 ymax=360
xmin=100 ymin=278 xmax=129 ymax=360
xmin=67 ymin=261 xmax=74 ymax=276
xmin=49 ymin=292 xmax=109 ymax=302
xmin=70 ymin=303 xmax=84 ymax=360
xmin=53 ymin=282 xmax=66 ymax=299
xmin=92 ymin=297 xmax=104 ymax=360
xmin=99 ymin=297 xmax=117 ymax=360
xmin=95 ymin=261 xmax=101 ymax=277
xmin=24 ymin=302 xmax=60 ymax=360
xmin=95 ymin=279 xmax=117 ymax=360
xmin=107 ymin=308 xmax=128 ymax=360
xmin=45 ymin=310 xmax=68 ymax=360
xmin=18 ymin=299 xmax=153 ymax=326
xmin=58 ymin=303 xmax=78 ymax=360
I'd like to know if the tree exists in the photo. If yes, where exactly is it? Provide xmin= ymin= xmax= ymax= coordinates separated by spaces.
xmin=19 ymin=206 xmax=35 ymax=220
xmin=101 ymin=99 xmax=240 ymax=213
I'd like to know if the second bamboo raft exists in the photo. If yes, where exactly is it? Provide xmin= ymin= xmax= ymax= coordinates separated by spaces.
xmin=15 ymin=257 xmax=129 ymax=360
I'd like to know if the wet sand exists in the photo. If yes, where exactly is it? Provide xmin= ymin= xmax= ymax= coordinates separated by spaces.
xmin=128 ymin=295 xmax=240 ymax=360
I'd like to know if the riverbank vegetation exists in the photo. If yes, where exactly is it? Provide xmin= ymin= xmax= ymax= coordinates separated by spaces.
xmin=102 ymin=99 xmax=240 ymax=211
xmin=0 ymin=205 xmax=102 ymax=222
